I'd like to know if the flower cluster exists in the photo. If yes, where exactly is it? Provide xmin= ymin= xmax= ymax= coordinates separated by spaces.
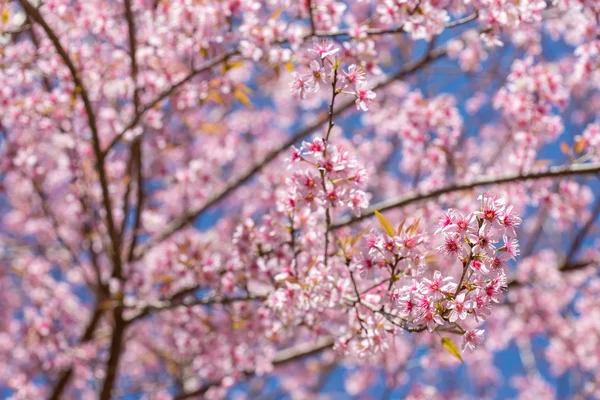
xmin=573 ymin=40 xmax=600 ymax=89
xmin=385 ymin=193 xmax=521 ymax=351
xmin=286 ymin=137 xmax=369 ymax=216
xmin=1 ymin=0 xmax=598 ymax=398
xmin=289 ymin=42 xmax=376 ymax=111
xmin=493 ymin=57 xmax=567 ymax=168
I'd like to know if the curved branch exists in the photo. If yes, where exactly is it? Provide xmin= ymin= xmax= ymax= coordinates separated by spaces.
xmin=506 ymin=259 xmax=597 ymax=288
xmin=19 ymin=0 xmax=124 ymax=280
xmin=331 ymin=162 xmax=600 ymax=230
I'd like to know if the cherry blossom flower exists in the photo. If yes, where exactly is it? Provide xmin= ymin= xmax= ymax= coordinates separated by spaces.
xmin=462 ymin=329 xmax=485 ymax=351
xmin=308 ymin=42 xmax=340 ymax=59
xmin=354 ymin=83 xmax=377 ymax=111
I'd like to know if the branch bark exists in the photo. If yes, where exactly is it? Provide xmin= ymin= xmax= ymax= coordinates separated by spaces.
xmin=48 ymin=307 xmax=103 ymax=400
xmin=19 ymin=0 xmax=124 ymax=280
xmin=331 ymin=162 xmax=600 ymax=230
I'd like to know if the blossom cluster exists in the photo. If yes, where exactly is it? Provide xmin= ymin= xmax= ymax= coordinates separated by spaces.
xmin=1 ymin=0 xmax=599 ymax=398
xmin=493 ymin=57 xmax=567 ymax=168
xmin=286 ymin=137 xmax=369 ymax=216
xmin=289 ymin=42 xmax=376 ymax=111
xmin=349 ymin=193 xmax=521 ymax=354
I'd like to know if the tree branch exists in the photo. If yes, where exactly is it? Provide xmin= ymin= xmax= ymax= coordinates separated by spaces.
xmin=19 ymin=0 xmax=124 ymax=280
xmin=125 ymin=294 xmax=265 ymax=323
xmin=331 ymin=162 xmax=600 ymax=230
xmin=564 ymin=196 xmax=600 ymax=262
xmin=174 ymin=336 xmax=335 ymax=400
xmin=48 ymin=306 xmax=103 ymax=400
xmin=98 ymin=1 xmax=140 ymax=397
xmin=506 ymin=259 xmax=597 ymax=288
xmin=102 ymin=49 xmax=239 ymax=155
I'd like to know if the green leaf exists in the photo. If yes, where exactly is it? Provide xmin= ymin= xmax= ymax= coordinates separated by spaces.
xmin=374 ymin=209 xmax=395 ymax=237
xmin=441 ymin=337 xmax=463 ymax=362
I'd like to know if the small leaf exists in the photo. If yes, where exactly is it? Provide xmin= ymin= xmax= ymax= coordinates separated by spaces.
xmin=560 ymin=141 xmax=570 ymax=155
xmin=532 ymin=159 xmax=551 ymax=168
xmin=349 ymin=227 xmax=370 ymax=247
xmin=407 ymin=217 xmax=421 ymax=236
xmin=233 ymin=88 xmax=253 ymax=108
xmin=425 ymin=254 xmax=438 ymax=263
xmin=396 ymin=218 xmax=406 ymax=235
xmin=574 ymin=138 xmax=586 ymax=154
xmin=205 ymin=90 xmax=226 ymax=105
xmin=222 ymin=60 xmax=245 ymax=73
xmin=441 ymin=337 xmax=464 ymax=362
xmin=285 ymin=61 xmax=295 ymax=72
xmin=374 ymin=209 xmax=395 ymax=237
xmin=269 ymin=7 xmax=284 ymax=21
xmin=198 ymin=122 xmax=224 ymax=135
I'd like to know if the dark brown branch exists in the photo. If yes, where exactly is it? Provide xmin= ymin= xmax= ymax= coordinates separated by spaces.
xmin=444 ymin=11 xmax=479 ymax=28
xmin=98 ymin=2 xmax=140 ymax=397
xmin=19 ymin=0 xmax=124 ymax=281
xmin=48 ymin=307 xmax=103 ymax=400
xmin=331 ymin=162 xmax=600 ymax=230
xmin=126 ymin=294 xmax=265 ymax=323
xmin=307 ymin=0 xmax=316 ymax=36
xmin=124 ymin=0 xmax=139 ymax=110
xmin=126 ymin=140 xmax=144 ymax=262
xmin=119 ymin=150 xmax=136 ymax=237
xmin=313 ymin=12 xmax=478 ymax=39
xmin=100 ymin=308 xmax=126 ymax=400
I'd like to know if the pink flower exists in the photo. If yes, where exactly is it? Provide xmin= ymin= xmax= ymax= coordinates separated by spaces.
xmin=499 ymin=235 xmax=520 ymax=260
xmin=435 ymin=211 xmax=454 ymax=235
xmin=470 ymin=259 xmax=489 ymax=274
xmin=447 ymin=292 xmax=469 ymax=323
xmin=498 ymin=205 xmax=522 ymax=237
xmin=462 ymin=329 xmax=484 ymax=351
xmin=475 ymin=192 xmax=505 ymax=232
xmin=309 ymin=60 xmax=326 ymax=89
xmin=437 ymin=233 xmax=467 ymax=261
xmin=342 ymin=64 xmax=366 ymax=85
xmin=348 ymin=189 xmax=369 ymax=216
xmin=419 ymin=306 xmax=445 ymax=332
xmin=484 ymin=277 xmax=506 ymax=303
xmin=397 ymin=293 xmax=417 ymax=317
xmin=289 ymin=71 xmax=316 ymax=99
xmin=301 ymin=137 xmax=325 ymax=155
xmin=308 ymin=42 xmax=340 ymax=59
xmin=354 ymin=83 xmax=376 ymax=111
xmin=421 ymin=271 xmax=454 ymax=299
